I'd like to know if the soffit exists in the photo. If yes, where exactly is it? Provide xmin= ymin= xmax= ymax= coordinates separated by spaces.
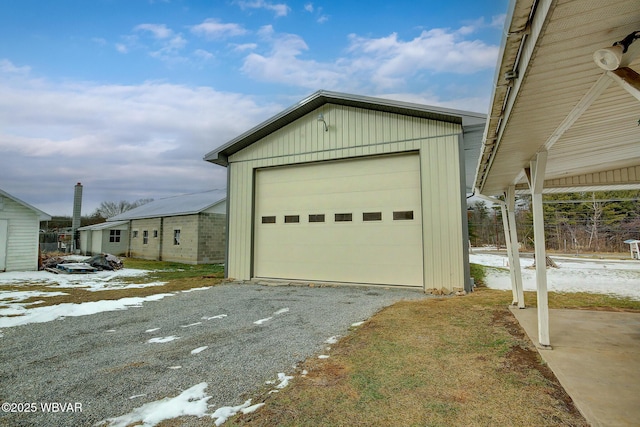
xmin=477 ymin=0 xmax=640 ymax=196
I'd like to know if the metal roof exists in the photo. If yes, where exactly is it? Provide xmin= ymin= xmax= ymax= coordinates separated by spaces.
xmin=107 ymin=189 xmax=226 ymax=221
xmin=78 ymin=220 xmax=128 ymax=231
xmin=475 ymin=0 xmax=640 ymax=196
xmin=0 ymin=188 xmax=52 ymax=221
xmin=204 ymin=90 xmax=486 ymax=167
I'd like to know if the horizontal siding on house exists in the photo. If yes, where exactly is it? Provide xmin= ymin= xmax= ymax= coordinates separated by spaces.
xmin=0 ymin=197 xmax=40 ymax=271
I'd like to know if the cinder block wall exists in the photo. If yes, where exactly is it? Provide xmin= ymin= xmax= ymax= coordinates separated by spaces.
xmin=129 ymin=218 xmax=162 ymax=260
xmin=197 ymin=213 xmax=226 ymax=264
xmin=162 ymin=215 xmax=199 ymax=264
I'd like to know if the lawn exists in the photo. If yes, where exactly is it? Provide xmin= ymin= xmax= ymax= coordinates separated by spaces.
xmin=227 ymin=276 xmax=639 ymax=426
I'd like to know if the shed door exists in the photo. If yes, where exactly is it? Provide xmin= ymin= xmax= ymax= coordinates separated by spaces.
xmin=254 ymin=153 xmax=423 ymax=286
xmin=0 ymin=219 xmax=7 ymax=271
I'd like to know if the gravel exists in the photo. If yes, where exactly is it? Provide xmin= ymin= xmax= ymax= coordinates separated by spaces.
xmin=0 ymin=282 xmax=429 ymax=426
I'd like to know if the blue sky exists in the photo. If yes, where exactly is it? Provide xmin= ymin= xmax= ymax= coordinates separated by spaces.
xmin=0 ymin=0 xmax=508 ymax=216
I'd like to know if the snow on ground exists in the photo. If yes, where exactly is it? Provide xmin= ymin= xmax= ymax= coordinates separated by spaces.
xmin=470 ymin=252 xmax=640 ymax=300
xmin=0 ymin=268 xmax=165 ymax=291
xmin=0 ymin=294 xmax=174 ymax=328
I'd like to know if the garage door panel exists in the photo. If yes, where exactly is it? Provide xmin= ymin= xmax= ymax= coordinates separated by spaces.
xmin=254 ymin=154 xmax=423 ymax=287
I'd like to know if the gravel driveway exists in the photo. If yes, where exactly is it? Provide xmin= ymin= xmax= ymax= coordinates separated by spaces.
xmin=0 ymin=282 xmax=427 ymax=426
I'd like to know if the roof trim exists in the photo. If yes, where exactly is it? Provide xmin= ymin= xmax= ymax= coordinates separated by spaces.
xmin=204 ymin=90 xmax=486 ymax=167
xmin=78 ymin=220 xmax=129 ymax=231
xmin=0 ymin=188 xmax=52 ymax=221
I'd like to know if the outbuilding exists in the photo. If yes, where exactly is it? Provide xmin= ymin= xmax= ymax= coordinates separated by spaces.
xmin=205 ymin=90 xmax=485 ymax=292
xmin=78 ymin=220 xmax=129 ymax=257
xmin=0 ymin=188 xmax=52 ymax=272
xmin=108 ymin=190 xmax=226 ymax=264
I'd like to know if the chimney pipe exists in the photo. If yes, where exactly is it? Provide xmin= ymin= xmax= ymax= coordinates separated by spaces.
xmin=72 ymin=182 xmax=83 ymax=253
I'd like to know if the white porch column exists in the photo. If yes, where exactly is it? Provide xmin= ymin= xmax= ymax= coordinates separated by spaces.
xmin=506 ymin=185 xmax=525 ymax=308
xmin=499 ymin=202 xmax=519 ymax=305
xmin=527 ymin=151 xmax=551 ymax=348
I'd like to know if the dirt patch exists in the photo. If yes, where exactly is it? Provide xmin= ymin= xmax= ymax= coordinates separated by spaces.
xmin=492 ymin=309 xmax=584 ymax=421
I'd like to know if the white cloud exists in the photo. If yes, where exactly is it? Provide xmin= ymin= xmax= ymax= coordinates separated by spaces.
xmin=237 ymin=0 xmax=290 ymax=17
xmin=0 ymin=69 xmax=281 ymax=215
xmin=190 ymin=18 xmax=248 ymax=39
xmin=193 ymin=49 xmax=214 ymax=60
xmin=0 ymin=59 xmax=30 ymax=74
xmin=241 ymin=26 xmax=343 ymax=90
xmin=135 ymin=23 xmax=174 ymax=39
xmin=241 ymin=24 xmax=498 ymax=92
xmin=232 ymin=43 xmax=258 ymax=52
xmin=304 ymin=3 xmax=313 ymax=12
xmin=115 ymin=43 xmax=128 ymax=53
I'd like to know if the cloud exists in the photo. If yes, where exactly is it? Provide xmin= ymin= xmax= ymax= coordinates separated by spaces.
xmin=241 ymin=24 xmax=498 ymax=92
xmin=237 ymin=0 xmax=290 ymax=17
xmin=190 ymin=19 xmax=248 ymax=39
xmin=135 ymin=23 xmax=174 ymax=39
xmin=193 ymin=49 xmax=214 ymax=60
xmin=232 ymin=43 xmax=258 ymax=52
xmin=241 ymin=26 xmax=344 ymax=90
xmin=304 ymin=3 xmax=313 ymax=13
xmin=0 ymin=67 xmax=282 ymax=215
xmin=0 ymin=59 xmax=31 ymax=74
xmin=345 ymin=28 xmax=498 ymax=88
xmin=115 ymin=43 xmax=128 ymax=53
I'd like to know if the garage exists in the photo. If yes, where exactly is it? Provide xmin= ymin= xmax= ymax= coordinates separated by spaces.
xmin=204 ymin=90 xmax=485 ymax=292
xmin=254 ymin=153 xmax=423 ymax=286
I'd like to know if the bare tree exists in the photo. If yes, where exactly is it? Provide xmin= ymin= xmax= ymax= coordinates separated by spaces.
xmin=94 ymin=198 xmax=153 ymax=219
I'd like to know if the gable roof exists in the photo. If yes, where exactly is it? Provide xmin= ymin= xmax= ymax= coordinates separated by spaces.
xmin=0 ymin=188 xmax=52 ymax=221
xmin=107 ymin=189 xmax=226 ymax=221
xmin=204 ymin=90 xmax=486 ymax=167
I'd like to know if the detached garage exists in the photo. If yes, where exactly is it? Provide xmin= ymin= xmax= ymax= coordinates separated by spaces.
xmin=205 ymin=91 xmax=485 ymax=292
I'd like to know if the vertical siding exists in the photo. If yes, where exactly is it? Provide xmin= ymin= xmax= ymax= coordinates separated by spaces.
xmin=227 ymin=162 xmax=254 ymax=280
xmin=420 ymin=135 xmax=465 ymax=289
xmin=0 ymin=198 xmax=40 ymax=271
xmin=225 ymin=103 xmax=465 ymax=289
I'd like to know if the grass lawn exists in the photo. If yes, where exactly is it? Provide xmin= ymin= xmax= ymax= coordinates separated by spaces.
xmin=228 ymin=270 xmax=639 ymax=426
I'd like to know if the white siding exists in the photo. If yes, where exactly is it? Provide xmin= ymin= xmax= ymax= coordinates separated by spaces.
xmin=0 ymin=197 xmax=40 ymax=271
xmin=226 ymin=103 xmax=466 ymax=290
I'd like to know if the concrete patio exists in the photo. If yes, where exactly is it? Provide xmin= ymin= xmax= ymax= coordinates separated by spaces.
xmin=510 ymin=307 xmax=640 ymax=427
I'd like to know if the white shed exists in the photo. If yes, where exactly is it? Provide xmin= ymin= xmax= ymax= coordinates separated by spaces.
xmin=205 ymin=90 xmax=485 ymax=292
xmin=78 ymin=220 xmax=129 ymax=256
xmin=0 ymin=189 xmax=52 ymax=272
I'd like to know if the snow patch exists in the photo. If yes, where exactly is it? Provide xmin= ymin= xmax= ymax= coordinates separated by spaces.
xmin=325 ymin=336 xmax=338 ymax=344
xmin=97 ymin=382 xmax=211 ymax=427
xmin=191 ymin=346 xmax=208 ymax=355
xmin=147 ymin=336 xmax=179 ymax=344
xmin=203 ymin=314 xmax=227 ymax=320
xmin=181 ymin=322 xmax=202 ymax=328
xmin=274 ymin=307 xmax=289 ymax=315
xmin=253 ymin=317 xmax=272 ymax=325
xmin=0 ymin=294 xmax=174 ymax=328
xmin=318 ymin=355 xmax=330 ymax=359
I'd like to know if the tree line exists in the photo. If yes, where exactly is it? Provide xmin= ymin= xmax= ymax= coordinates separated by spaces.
xmin=468 ymin=190 xmax=640 ymax=253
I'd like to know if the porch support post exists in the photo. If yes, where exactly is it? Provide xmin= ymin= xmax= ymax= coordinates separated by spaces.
xmin=527 ymin=150 xmax=551 ymax=348
xmin=499 ymin=201 xmax=519 ymax=305
xmin=506 ymin=185 xmax=525 ymax=308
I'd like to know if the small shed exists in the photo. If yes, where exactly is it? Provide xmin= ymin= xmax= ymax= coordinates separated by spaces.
xmin=0 ymin=189 xmax=52 ymax=272
xmin=78 ymin=220 xmax=129 ymax=257
xmin=108 ymin=190 xmax=226 ymax=264
xmin=205 ymin=90 xmax=485 ymax=292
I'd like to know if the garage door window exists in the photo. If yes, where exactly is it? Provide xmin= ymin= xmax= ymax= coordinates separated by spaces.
xmin=262 ymin=216 xmax=276 ymax=224
xmin=393 ymin=211 xmax=414 ymax=220
xmin=284 ymin=215 xmax=300 ymax=223
xmin=363 ymin=212 xmax=382 ymax=221
xmin=335 ymin=213 xmax=352 ymax=222
xmin=309 ymin=214 xmax=325 ymax=223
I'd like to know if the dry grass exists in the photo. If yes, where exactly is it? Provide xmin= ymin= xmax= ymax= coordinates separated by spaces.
xmin=0 ymin=258 xmax=226 ymax=311
xmin=226 ymin=288 xmax=635 ymax=427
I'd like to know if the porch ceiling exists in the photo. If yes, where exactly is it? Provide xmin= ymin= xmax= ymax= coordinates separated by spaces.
xmin=475 ymin=0 xmax=640 ymax=196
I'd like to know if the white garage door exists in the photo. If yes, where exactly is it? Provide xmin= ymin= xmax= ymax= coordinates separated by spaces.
xmin=254 ymin=153 xmax=423 ymax=287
